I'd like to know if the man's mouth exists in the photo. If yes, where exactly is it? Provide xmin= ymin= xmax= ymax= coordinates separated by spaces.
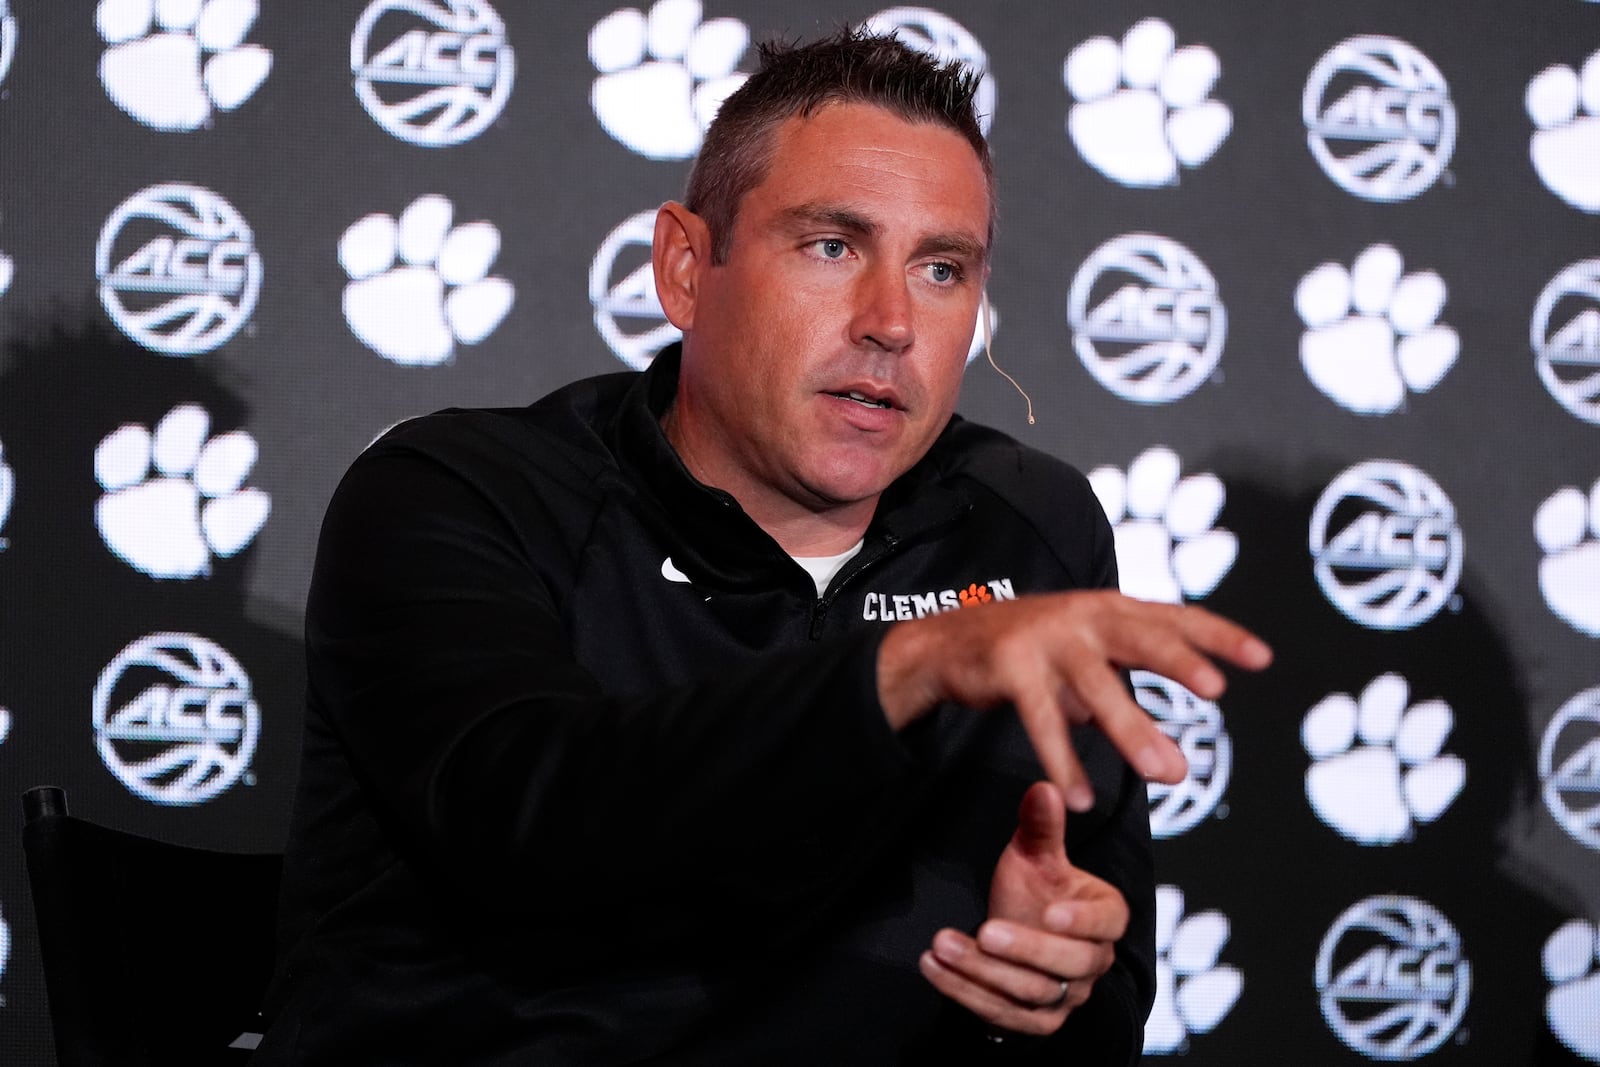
xmin=829 ymin=390 xmax=893 ymax=410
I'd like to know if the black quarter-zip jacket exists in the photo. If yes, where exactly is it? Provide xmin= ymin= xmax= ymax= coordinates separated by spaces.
xmin=256 ymin=348 xmax=1155 ymax=1066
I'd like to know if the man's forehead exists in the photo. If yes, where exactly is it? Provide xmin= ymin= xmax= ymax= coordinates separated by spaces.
xmin=767 ymin=99 xmax=981 ymax=167
xmin=751 ymin=102 xmax=993 ymax=241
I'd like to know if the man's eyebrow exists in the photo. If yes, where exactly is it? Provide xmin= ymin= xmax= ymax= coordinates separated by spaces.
xmin=779 ymin=203 xmax=879 ymax=237
xmin=779 ymin=202 xmax=988 ymax=265
xmin=915 ymin=232 xmax=988 ymax=266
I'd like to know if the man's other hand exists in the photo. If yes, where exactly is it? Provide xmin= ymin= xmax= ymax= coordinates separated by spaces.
xmin=918 ymin=782 xmax=1124 ymax=1036
xmin=877 ymin=590 xmax=1271 ymax=811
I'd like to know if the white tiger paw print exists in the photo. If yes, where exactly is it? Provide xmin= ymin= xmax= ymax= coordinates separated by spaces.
xmin=339 ymin=195 xmax=514 ymax=367
xmin=0 ymin=0 xmax=15 ymax=88
xmin=1535 ymin=478 xmax=1600 ymax=637
xmin=1144 ymin=885 xmax=1242 ymax=1054
xmin=1303 ymin=673 xmax=1466 ymax=845
xmin=1064 ymin=18 xmax=1231 ymax=187
xmin=0 ymin=250 xmax=12 ymax=299
xmin=97 ymin=0 xmax=272 ymax=131
xmin=1544 ymin=920 xmax=1600 ymax=1061
xmin=589 ymin=0 xmax=749 ymax=160
xmin=1297 ymin=244 xmax=1458 ymax=415
xmin=1528 ymin=50 xmax=1600 ymax=213
xmin=94 ymin=403 xmax=270 ymax=579
xmin=1088 ymin=446 xmax=1237 ymax=603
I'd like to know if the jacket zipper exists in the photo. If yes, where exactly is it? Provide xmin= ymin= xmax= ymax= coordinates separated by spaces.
xmin=808 ymin=533 xmax=902 ymax=640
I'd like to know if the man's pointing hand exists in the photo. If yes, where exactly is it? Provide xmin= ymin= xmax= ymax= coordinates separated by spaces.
xmin=877 ymin=590 xmax=1271 ymax=810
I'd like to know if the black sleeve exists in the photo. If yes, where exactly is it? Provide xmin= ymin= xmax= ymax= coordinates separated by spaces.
xmin=305 ymin=441 xmax=927 ymax=957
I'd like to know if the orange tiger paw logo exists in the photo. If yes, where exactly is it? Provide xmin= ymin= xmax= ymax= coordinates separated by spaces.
xmin=958 ymin=582 xmax=992 ymax=606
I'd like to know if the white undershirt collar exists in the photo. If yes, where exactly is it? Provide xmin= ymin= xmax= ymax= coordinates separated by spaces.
xmin=790 ymin=539 xmax=865 ymax=597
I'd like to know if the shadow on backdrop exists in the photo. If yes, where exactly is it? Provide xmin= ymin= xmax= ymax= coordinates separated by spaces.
xmin=1145 ymin=460 xmax=1582 ymax=1066
xmin=0 ymin=314 xmax=303 ymax=1067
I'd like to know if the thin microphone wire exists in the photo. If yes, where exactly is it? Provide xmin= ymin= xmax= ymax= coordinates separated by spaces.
xmin=980 ymin=289 xmax=1034 ymax=425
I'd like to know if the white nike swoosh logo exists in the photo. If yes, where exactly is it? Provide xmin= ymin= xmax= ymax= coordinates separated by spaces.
xmin=661 ymin=557 xmax=691 ymax=583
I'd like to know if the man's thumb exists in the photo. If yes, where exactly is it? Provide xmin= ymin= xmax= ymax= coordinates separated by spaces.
xmin=1013 ymin=780 xmax=1068 ymax=857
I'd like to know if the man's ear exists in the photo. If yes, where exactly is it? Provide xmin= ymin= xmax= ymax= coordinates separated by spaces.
xmin=653 ymin=201 xmax=712 ymax=331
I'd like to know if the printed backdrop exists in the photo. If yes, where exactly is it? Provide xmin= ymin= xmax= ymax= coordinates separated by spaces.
xmin=0 ymin=1 xmax=1597 ymax=1063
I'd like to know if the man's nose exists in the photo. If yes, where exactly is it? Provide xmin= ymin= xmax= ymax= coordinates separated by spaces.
xmin=849 ymin=263 xmax=914 ymax=354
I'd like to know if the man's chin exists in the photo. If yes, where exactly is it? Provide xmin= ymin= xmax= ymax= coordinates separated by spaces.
xmin=796 ymin=463 xmax=905 ymax=512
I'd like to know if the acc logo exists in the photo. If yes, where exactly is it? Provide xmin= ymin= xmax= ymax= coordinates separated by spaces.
xmin=861 ymin=8 xmax=995 ymax=136
xmin=1317 ymin=895 xmax=1471 ymax=1059
xmin=96 ymin=183 xmax=261 ymax=355
xmin=1532 ymin=259 xmax=1600 ymax=425
xmin=92 ymin=632 xmax=260 ymax=806
xmin=1133 ymin=671 xmax=1231 ymax=838
xmin=1303 ymin=36 xmax=1455 ymax=202
xmin=591 ymin=209 xmax=679 ymax=370
xmin=0 ymin=0 xmax=15 ymax=87
xmin=352 ymin=0 xmax=514 ymax=147
xmin=1310 ymin=460 xmax=1461 ymax=630
xmin=1540 ymin=686 xmax=1600 ymax=850
xmin=1067 ymin=234 xmax=1225 ymax=404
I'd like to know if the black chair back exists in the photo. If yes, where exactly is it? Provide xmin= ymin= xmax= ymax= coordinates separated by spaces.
xmin=21 ymin=786 xmax=282 ymax=1067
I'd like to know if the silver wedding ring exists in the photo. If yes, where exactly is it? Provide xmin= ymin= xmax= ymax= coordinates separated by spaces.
xmin=1046 ymin=977 xmax=1070 ymax=1009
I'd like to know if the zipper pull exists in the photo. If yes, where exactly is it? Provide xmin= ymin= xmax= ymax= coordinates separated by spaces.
xmin=808 ymin=597 xmax=827 ymax=640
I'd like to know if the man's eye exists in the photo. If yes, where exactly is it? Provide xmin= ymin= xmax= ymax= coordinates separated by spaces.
xmin=928 ymin=262 xmax=958 ymax=283
xmin=818 ymin=239 xmax=847 ymax=259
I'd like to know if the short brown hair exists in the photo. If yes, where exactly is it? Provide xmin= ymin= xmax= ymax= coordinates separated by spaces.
xmin=684 ymin=27 xmax=994 ymax=264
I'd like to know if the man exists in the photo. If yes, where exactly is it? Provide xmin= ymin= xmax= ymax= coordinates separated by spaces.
xmin=256 ymin=29 xmax=1269 ymax=1065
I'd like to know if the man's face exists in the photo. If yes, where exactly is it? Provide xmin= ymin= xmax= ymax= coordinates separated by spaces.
xmin=660 ymin=102 xmax=991 ymax=542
